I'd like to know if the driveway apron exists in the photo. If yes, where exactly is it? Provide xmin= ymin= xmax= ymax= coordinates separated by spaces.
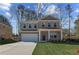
xmin=0 ymin=42 xmax=37 ymax=55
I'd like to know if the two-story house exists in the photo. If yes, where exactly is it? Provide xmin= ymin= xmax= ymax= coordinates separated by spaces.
xmin=20 ymin=15 xmax=62 ymax=42
xmin=18 ymin=5 xmax=62 ymax=42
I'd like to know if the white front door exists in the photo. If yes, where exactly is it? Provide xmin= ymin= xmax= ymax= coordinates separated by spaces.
xmin=21 ymin=33 xmax=38 ymax=42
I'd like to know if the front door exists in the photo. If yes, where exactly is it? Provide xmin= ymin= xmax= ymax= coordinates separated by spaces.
xmin=40 ymin=31 xmax=48 ymax=42
xmin=42 ymin=35 xmax=46 ymax=41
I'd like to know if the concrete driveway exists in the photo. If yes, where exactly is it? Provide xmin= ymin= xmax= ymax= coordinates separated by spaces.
xmin=0 ymin=42 xmax=37 ymax=55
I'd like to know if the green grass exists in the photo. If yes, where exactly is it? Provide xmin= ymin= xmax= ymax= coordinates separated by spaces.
xmin=0 ymin=39 xmax=18 ymax=45
xmin=32 ymin=42 xmax=79 ymax=55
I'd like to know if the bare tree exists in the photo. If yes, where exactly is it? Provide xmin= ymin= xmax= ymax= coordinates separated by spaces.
xmin=37 ymin=3 xmax=43 ymax=20
xmin=65 ymin=4 xmax=73 ymax=39
xmin=17 ymin=4 xmax=25 ymax=35
xmin=57 ymin=6 xmax=67 ymax=40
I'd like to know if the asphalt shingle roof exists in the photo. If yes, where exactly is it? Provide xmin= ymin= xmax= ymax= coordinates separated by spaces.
xmin=41 ymin=15 xmax=59 ymax=20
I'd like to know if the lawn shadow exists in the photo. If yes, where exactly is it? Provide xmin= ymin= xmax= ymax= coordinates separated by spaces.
xmin=0 ymin=39 xmax=19 ymax=45
xmin=48 ymin=40 xmax=79 ymax=45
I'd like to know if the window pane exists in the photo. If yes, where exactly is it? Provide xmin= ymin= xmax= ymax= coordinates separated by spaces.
xmin=23 ymin=24 xmax=26 ymax=28
xmin=34 ymin=24 xmax=37 ymax=28
xmin=29 ymin=24 xmax=31 ymax=28
xmin=54 ymin=35 xmax=57 ymax=38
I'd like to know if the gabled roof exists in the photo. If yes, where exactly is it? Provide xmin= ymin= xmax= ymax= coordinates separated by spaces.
xmin=41 ymin=15 xmax=59 ymax=20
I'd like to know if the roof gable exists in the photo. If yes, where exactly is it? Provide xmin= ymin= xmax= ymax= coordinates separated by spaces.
xmin=41 ymin=15 xmax=59 ymax=20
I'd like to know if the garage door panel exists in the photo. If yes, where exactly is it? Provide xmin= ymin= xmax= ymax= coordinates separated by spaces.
xmin=21 ymin=34 xmax=38 ymax=42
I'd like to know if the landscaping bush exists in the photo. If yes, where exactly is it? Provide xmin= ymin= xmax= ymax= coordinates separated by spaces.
xmin=48 ymin=39 xmax=79 ymax=45
xmin=0 ymin=39 xmax=18 ymax=45
xmin=65 ymin=39 xmax=79 ymax=42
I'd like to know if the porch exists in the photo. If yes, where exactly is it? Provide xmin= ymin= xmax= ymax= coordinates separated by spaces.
xmin=38 ymin=29 xmax=62 ymax=42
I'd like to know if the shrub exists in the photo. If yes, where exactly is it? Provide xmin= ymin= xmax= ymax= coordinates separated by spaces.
xmin=0 ymin=39 xmax=18 ymax=45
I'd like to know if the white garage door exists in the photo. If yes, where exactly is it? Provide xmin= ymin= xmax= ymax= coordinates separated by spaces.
xmin=21 ymin=34 xmax=38 ymax=42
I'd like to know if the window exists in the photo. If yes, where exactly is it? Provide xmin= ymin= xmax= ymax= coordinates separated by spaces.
xmin=50 ymin=33 xmax=57 ymax=39
xmin=50 ymin=35 xmax=53 ymax=39
xmin=23 ymin=24 xmax=26 ymax=28
xmin=34 ymin=24 xmax=37 ymax=28
xmin=54 ymin=35 xmax=57 ymax=38
xmin=29 ymin=24 xmax=31 ymax=28
xmin=54 ymin=23 xmax=57 ymax=28
xmin=48 ymin=23 xmax=51 ymax=27
xmin=3 ymin=18 xmax=6 ymax=22
xmin=42 ymin=23 xmax=45 ymax=27
xmin=3 ymin=19 xmax=5 ymax=22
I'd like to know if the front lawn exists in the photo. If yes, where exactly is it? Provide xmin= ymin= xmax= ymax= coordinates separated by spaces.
xmin=32 ymin=42 xmax=79 ymax=55
xmin=0 ymin=39 xmax=18 ymax=45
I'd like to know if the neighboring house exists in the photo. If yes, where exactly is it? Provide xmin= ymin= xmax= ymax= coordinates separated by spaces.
xmin=18 ymin=5 xmax=62 ymax=42
xmin=0 ymin=15 xmax=12 ymax=40
xmin=75 ymin=17 xmax=79 ymax=39
xmin=62 ymin=29 xmax=69 ymax=39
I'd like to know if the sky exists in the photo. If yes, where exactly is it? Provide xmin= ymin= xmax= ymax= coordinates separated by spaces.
xmin=0 ymin=3 xmax=79 ymax=34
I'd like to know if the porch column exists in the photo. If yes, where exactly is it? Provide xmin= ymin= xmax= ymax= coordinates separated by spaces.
xmin=61 ymin=30 xmax=63 ymax=40
xmin=48 ymin=30 xmax=50 ymax=41
xmin=39 ymin=31 xmax=41 ymax=42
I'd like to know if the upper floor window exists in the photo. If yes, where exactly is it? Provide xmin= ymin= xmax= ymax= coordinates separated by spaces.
xmin=48 ymin=23 xmax=51 ymax=27
xmin=42 ymin=23 xmax=45 ymax=27
xmin=23 ymin=24 xmax=26 ymax=28
xmin=54 ymin=23 xmax=57 ymax=28
xmin=3 ymin=18 xmax=6 ymax=22
xmin=29 ymin=24 xmax=31 ymax=28
xmin=3 ymin=19 xmax=5 ymax=22
xmin=34 ymin=24 xmax=37 ymax=28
